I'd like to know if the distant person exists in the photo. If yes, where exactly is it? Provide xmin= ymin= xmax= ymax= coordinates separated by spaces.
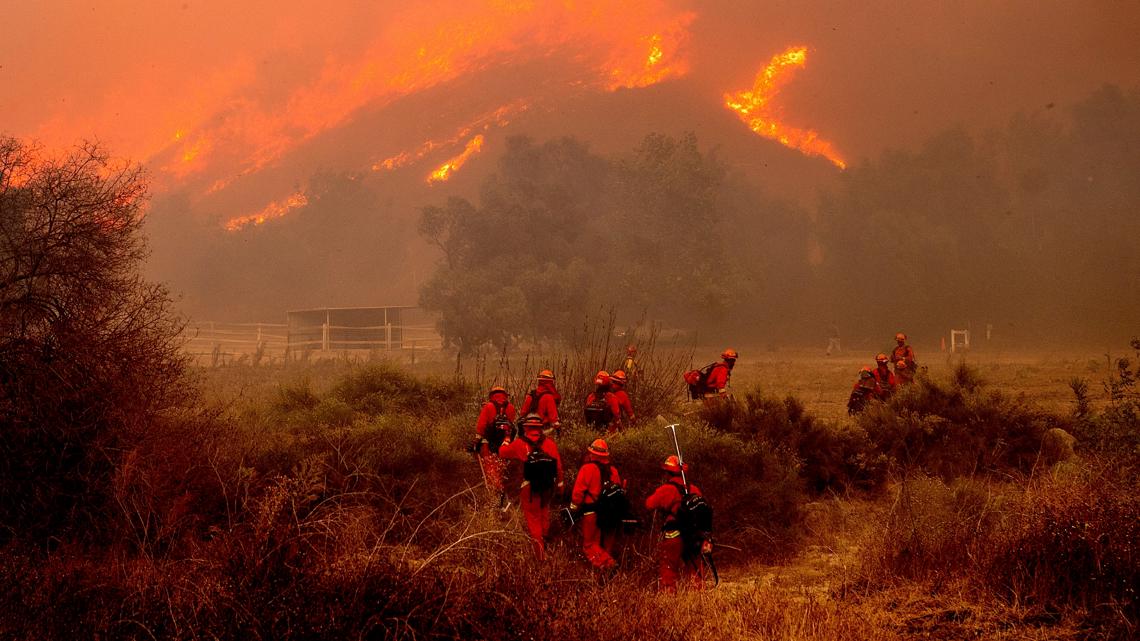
xmin=706 ymin=349 xmax=737 ymax=395
xmin=520 ymin=369 xmax=561 ymax=436
xmin=873 ymin=353 xmax=897 ymax=398
xmin=895 ymin=360 xmax=915 ymax=386
xmin=645 ymin=455 xmax=711 ymax=593
xmin=826 ymin=323 xmax=842 ymax=356
xmin=497 ymin=414 xmax=563 ymax=560
xmin=847 ymin=367 xmax=878 ymax=414
xmin=472 ymin=385 xmax=516 ymax=502
xmin=610 ymin=370 xmax=635 ymax=428
xmin=584 ymin=371 xmax=622 ymax=433
xmin=890 ymin=333 xmax=917 ymax=370
xmin=684 ymin=349 xmax=738 ymax=402
xmin=570 ymin=439 xmax=626 ymax=570
xmin=621 ymin=345 xmax=638 ymax=382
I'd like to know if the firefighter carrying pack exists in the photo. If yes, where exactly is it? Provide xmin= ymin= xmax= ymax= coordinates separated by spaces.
xmin=522 ymin=435 xmax=557 ymax=494
xmin=584 ymin=391 xmax=614 ymax=427
xmin=668 ymin=481 xmax=713 ymax=553
xmin=683 ymin=363 xmax=720 ymax=399
xmin=484 ymin=402 xmax=514 ymax=454
xmin=589 ymin=461 xmax=630 ymax=529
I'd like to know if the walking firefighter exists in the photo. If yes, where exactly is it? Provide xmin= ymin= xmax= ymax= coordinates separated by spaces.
xmin=584 ymin=370 xmax=622 ymax=433
xmin=471 ymin=385 xmax=516 ymax=501
xmin=520 ymin=369 xmax=562 ymax=436
xmin=498 ymin=414 xmax=563 ymax=560
xmin=570 ymin=439 xmax=628 ymax=569
xmin=645 ymin=424 xmax=716 ymax=592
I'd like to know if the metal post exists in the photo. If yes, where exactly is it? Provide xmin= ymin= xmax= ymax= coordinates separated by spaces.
xmin=665 ymin=423 xmax=687 ymax=487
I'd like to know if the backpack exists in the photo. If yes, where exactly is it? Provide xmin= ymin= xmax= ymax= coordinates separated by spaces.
xmin=525 ymin=388 xmax=560 ymax=416
xmin=683 ymin=363 xmax=720 ymax=399
xmin=584 ymin=390 xmax=614 ymax=427
xmin=669 ymin=481 xmax=713 ymax=551
xmin=522 ymin=435 xmax=557 ymax=494
xmin=484 ymin=402 xmax=514 ymax=454
xmin=590 ymin=461 xmax=629 ymax=529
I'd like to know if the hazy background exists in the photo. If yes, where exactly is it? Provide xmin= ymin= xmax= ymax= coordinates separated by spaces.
xmin=3 ymin=0 xmax=1138 ymax=344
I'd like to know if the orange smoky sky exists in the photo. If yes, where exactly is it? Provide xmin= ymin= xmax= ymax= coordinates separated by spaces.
xmin=2 ymin=0 xmax=1138 ymax=217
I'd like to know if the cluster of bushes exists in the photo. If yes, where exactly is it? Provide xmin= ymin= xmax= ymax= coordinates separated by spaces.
xmin=859 ymin=465 xmax=1139 ymax=636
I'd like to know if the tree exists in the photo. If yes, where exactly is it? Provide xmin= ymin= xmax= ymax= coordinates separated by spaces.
xmin=0 ymin=138 xmax=188 ymax=542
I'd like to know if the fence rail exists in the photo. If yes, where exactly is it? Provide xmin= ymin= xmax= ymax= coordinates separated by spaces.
xmin=181 ymin=321 xmax=442 ymax=366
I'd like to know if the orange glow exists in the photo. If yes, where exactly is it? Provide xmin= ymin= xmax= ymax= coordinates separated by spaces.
xmin=427 ymin=135 xmax=485 ymax=183
xmin=16 ymin=2 xmax=695 ymax=200
xmin=724 ymin=46 xmax=847 ymax=169
xmin=224 ymin=191 xmax=309 ymax=231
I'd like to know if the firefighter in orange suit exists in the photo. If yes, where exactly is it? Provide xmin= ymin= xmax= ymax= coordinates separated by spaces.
xmin=645 ymin=455 xmax=706 ymax=592
xmin=498 ymin=414 xmax=563 ymax=560
xmin=570 ymin=439 xmax=624 ymax=569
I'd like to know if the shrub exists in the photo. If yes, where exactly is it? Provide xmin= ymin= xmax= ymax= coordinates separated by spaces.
xmin=697 ymin=389 xmax=887 ymax=494
xmin=858 ymin=364 xmax=1061 ymax=478
xmin=0 ymin=139 xmax=190 ymax=543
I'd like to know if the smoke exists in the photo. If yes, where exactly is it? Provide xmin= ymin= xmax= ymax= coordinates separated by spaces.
xmin=2 ymin=1 xmax=1137 ymax=331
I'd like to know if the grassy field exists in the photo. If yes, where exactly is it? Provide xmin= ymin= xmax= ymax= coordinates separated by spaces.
xmin=5 ymin=343 xmax=1132 ymax=640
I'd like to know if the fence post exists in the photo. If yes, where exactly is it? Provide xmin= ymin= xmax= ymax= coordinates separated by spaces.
xmin=322 ymin=322 xmax=330 ymax=351
xmin=386 ymin=323 xmax=392 ymax=351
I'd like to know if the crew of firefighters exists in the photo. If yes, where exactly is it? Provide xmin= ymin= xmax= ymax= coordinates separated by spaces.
xmin=472 ymin=333 xmax=916 ymax=590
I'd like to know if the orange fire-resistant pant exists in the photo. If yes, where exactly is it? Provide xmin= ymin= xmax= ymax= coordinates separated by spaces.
xmin=658 ymin=530 xmax=703 ymax=593
xmin=581 ymin=511 xmax=616 ymax=569
xmin=477 ymin=450 xmax=505 ymax=495
xmin=520 ymin=484 xmax=552 ymax=561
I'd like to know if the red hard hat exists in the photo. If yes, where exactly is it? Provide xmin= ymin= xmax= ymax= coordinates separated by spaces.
xmin=896 ymin=360 xmax=908 ymax=369
xmin=521 ymin=413 xmax=544 ymax=430
xmin=626 ymin=345 xmax=637 ymax=355
xmin=661 ymin=455 xmax=689 ymax=474
xmin=611 ymin=370 xmax=628 ymax=385
xmin=722 ymin=348 xmax=739 ymax=360
xmin=896 ymin=332 xmax=907 ymax=342
xmin=875 ymin=353 xmax=889 ymax=364
xmin=489 ymin=385 xmax=507 ymax=398
xmin=588 ymin=439 xmax=609 ymax=456
xmin=594 ymin=370 xmax=611 ymax=386
xmin=537 ymin=369 xmax=555 ymax=381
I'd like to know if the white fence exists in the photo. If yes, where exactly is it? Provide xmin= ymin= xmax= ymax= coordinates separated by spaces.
xmin=182 ymin=321 xmax=442 ymax=366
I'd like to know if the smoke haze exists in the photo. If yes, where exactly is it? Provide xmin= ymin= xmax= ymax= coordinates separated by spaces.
xmin=3 ymin=1 xmax=1138 ymax=341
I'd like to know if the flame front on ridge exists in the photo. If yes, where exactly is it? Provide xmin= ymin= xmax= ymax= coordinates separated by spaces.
xmin=724 ymin=46 xmax=846 ymax=169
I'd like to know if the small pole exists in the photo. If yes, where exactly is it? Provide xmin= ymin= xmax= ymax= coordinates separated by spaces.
xmin=665 ymin=423 xmax=687 ymax=488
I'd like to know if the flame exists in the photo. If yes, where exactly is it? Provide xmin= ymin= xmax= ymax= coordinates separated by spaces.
xmin=17 ymin=2 xmax=696 ymax=196
xmin=373 ymin=100 xmax=527 ymax=173
xmin=427 ymin=135 xmax=485 ymax=183
xmin=724 ymin=46 xmax=846 ymax=169
xmin=224 ymin=191 xmax=309 ymax=231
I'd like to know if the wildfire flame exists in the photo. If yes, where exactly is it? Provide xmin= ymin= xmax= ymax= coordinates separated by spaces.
xmin=724 ymin=46 xmax=846 ymax=169
xmin=427 ymin=135 xmax=485 ymax=183
xmin=224 ymin=191 xmax=309 ymax=231
xmin=373 ymin=100 xmax=527 ymax=173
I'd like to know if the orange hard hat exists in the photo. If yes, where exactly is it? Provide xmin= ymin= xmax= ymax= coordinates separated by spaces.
xmin=588 ymin=439 xmax=609 ymax=456
xmin=521 ymin=413 xmax=544 ymax=430
xmin=722 ymin=348 xmax=739 ymax=360
xmin=896 ymin=332 xmax=907 ymax=342
xmin=896 ymin=360 xmax=908 ymax=369
xmin=488 ymin=385 xmax=507 ymax=397
xmin=611 ymin=370 xmax=628 ymax=385
xmin=661 ymin=455 xmax=689 ymax=474
xmin=875 ymin=353 xmax=889 ymax=364
xmin=537 ymin=369 xmax=555 ymax=381
xmin=594 ymin=370 xmax=611 ymax=386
